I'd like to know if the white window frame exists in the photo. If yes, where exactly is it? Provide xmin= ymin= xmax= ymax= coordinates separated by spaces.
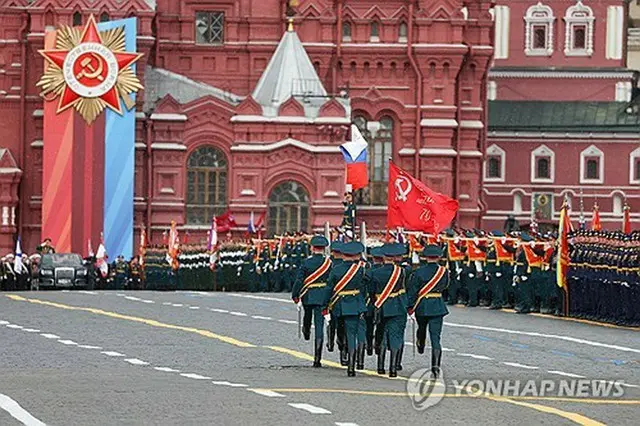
xmin=630 ymin=147 xmax=640 ymax=184
xmin=484 ymin=144 xmax=506 ymax=182
xmin=398 ymin=22 xmax=408 ymax=43
xmin=613 ymin=193 xmax=624 ymax=215
xmin=564 ymin=1 xmax=594 ymax=56
xmin=580 ymin=145 xmax=604 ymax=184
xmin=530 ymin=144 xmax=555 ymax=183
xmin=524 ymin=2 xmax=555 ymax=57
xmin=370 ymin=21 xmax=380 ymax=43
xmin=342 ymin=22 xmax=352 ymax=42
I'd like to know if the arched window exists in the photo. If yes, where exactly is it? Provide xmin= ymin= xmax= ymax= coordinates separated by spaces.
xmin=186 ymin=146 xmax=228 ymax=225
xmin=580 ymin=145 xmax=604 ymax=184
xmin=100 ymin=12 xmax=110 ymax=23
xmin=342 ymin=22 xmax=352 ymax=42
xmin=398 ymin=22 xmax=408 ymax=42
xmin=268 ymin=181 xmax=310 ymax=236
xmin=531 ymin=145 xmax=555 ymax=183
xmin=564 ymin=1 xmax=594 ymax=56
xmin=613 ymin=194 xmax=624 ymax=215
xmin=524 ymin=3 xmax=554 ymax=56
xmin=513 ymin=192 xmax=523 ymax=214
xmin=487 ymin=158 xmax=501 ymax=178
xmin=73 ymin=11 xmax=82 ymax=27
xmin=370 ymin=21 xmax=380 ymax=42
xmin=485 ymin=144 xmax=505 ymax=182
xmin=353 ymin=115 xmax=393 ymax=206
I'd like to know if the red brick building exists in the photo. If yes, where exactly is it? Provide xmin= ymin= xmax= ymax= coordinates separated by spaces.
xmin=0 ymin=0 xmax=494 ymax=253
xmin=484 ymin=0 xmax=640 ymax=231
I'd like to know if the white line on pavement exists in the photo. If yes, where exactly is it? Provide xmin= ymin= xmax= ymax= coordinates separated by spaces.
xmin=78 ymin=345 xmax=102 ymax=350
xmin=247 ymin=389 xmax=286 ymax=398
xmin=0 ymin=321 xmax=9 ymax=325
xmin=211 ymin=381 xmax=249 ymax=388
xmin=335 ymin=423 xmax=360 ymax=426
xmin=278 ymin=320 xmax=297 ymax=324
xmin=171 ymin=304 xmax=184 ymax=307
xmin=622 ymin=383 xmax=640 ymax=389
xmin=229 ymin=312 xmax=248 ymax=317
xmin=0 ymin=393 xmax=47 ymax=426
xmin=210 ymin=308 xmax=229 ymax=313
xmin=252 ymin=316 xmax=273 ymax=320
xmin=189 ymin=306 xmax=200 ymax=310
xmin=125 ymin=296 xmax=141 ymax=301
xmin=78 ymin=291 xmax=97 ymax=295
xmin=101 ymin=351 xmax=126 ymax=357
xmin=141 ymin=300 xmax=155 ymax=304
xmin=57 ymin=340 xmax=78 ymax=346
xmin=116 ymin=293 xmax=126 ymax=297
xmin=445 ymin=321 xmax=640 ymax=354
xmin=180 ymin=373 xmax=211 ymax=380
xmin=457 ymin=353 xmax=493 ymax=360
xmin=154 ymin=367 xmax=180 ymax=373
xmin=226 ymin=293 xmax=291 ymax=303
xmin=288 ymin=403 xmax=332 ymax=414
xmin=547 ymin=370 xmax=586 ymax=378
xmin=6 ymin=324 xmax=23 ymax=329
xmin=22 ymin=329 xmax=41 ymax=333
xmin=40 ymin=334 xmax=60 ymax=339
xmin=125 ymin=359 xmax=149 ymax=366
xmin=502 ymin=362 xmax=539 ymax=370
xmin=162 ymin=302 xmax=172 ymax=305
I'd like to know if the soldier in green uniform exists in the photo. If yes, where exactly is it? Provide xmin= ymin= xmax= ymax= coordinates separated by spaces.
xmin=129 ymin=256 xmax=143 ymax=290
xmin=292 ymin=236 xmax=332 ymax=367
xmin=326 ymin=241 xmax=347 ymax=366
xmin=365 ymin=247 xmax=384 ymax=356
xmin=36 ymin=238 xmax=56 ymax=255
xmin=257 ymin=243 xmax=271 ymax=292
xmin=514 ymin=233 xmax=538 ymax=314
xmin=407 ymin=245 xmax=449 ymax=378
xmin=370 ymin=243 xmax=409 ymax=378
xmin=113 ymin=256 xmax=129 ymax=290
xmin=325 ymin=241 xmax=367 ymax=377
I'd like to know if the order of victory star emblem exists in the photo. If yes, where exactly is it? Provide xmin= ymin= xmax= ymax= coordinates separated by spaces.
xmin=36 ymin=15 xmax=143 ymax=124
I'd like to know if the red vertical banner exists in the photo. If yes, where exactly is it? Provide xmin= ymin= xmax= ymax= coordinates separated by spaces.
xmin=42 ymin=31 xmax=74 ymax=252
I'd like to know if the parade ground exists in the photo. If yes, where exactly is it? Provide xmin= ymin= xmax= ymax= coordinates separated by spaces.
xmin=1 ymin=290 xmax=638 ymax=426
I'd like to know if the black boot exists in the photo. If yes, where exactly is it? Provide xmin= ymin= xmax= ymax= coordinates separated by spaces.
xmin=431 ymin=348 xmax=442 ymax=378
xmin=389 ymin=349 xmax=398 ymax=378
xmin=396 ymin=345 xmax=404 ymax=371
xmin=340 ymin=347 xmax=349 ymax=366
xmin=377 ymin=349 xmax=386 ymax=375
xmin=326 ymin=322 xmax=335 ymax=352
xmin=347 ymin=349 xmax=356 ymax=377
xmin=417 ymin=338 xmax=425 ymax=355
xmin=356 ymin=343 xmax=365 ymax=370
xmin=313 ymin=339 xmax=323 ymax=368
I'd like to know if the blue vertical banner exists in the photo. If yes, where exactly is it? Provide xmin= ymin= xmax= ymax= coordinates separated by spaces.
xmin=99 ymin=18 xmax=137 ymax=259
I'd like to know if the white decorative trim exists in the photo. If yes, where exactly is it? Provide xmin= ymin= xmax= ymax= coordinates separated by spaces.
xmin=231 ymin=138 xmax=341 ymax=154
xmin=150 ymin=113 xmax=188 ymax=122
xmin=460 ymin=120 xmax=484 ymax=129
xmin=460 ymin=150 xmax=483 ymax=157
xmin=530 ymin=144 xmax=555 ymax=183
xmin=487 ymin=81 xmax=497 ymax=100
xmin=484 ymin=144 xmax=506 ymax=183
xmin=240 ymin=189 xmax=256 ymax=196
xmin=419 ymin=148 xmax=457 ymax=156
xmin=579 ymin=145 xmax=604 ymax=184
xmin=494 ymin=5 xmax=510 ymax=59
xmin=323 ymin=191 xmax=340 ymax=197
xmin=630 ymin=147 xmax=640 ymax=185
xmin=615 ymin=82 xmax=633 ymax=102
xmin=231 ymin=115 xmax=350 ymax=125
xmin=606 ymin=6 xmax=624 ymax=60
xmin=489 ymin=131 xmax=640 ymax=140
xmin=524 ymin=2 xmax=555 ymax=57
xmin=563 ymin=1 xmax=594 ymax=57
xmin=151 ymin=143 xmax=188 ymax=151
xmin=30 ymin=140 xmax=43 ymax=148
xmin=398 ymin=148 xmax=416 ymax=155
xmin=135 ymin=143 xmax=146 ymax=149
xmin=1 ymin=206 xmax=8 ymax=226
xmin=420 ymin=119 xmax=458 ymax=128
xmin=0 ymin=167 xmax=21 ymax=174
xmin=489 ymin=70 xmax=635 ymax=79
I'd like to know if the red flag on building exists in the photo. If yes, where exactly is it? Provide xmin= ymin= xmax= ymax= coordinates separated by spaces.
xmin=623 ymin=203 xmax=631 ymax=234
xmin=386 ymin=162 xmax=459 ymax=233
xmin=591 ymin=203 xmax=602 ymax=231
xmin=216 ymin=210 xmax=237 ymax=233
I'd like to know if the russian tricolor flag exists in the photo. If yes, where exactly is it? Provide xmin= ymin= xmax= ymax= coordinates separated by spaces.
xmin=340 ymin=124 xmax=369 ymax=190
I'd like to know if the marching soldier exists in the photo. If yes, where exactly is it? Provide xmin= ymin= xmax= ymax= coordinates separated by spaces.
xmin=407 ymin=245 xmax=449 ymax=378
xmin=326 ymin=241 xmax=348 ymax=366
xmin=370 ymin=243 xmax=409 ymax=378
xmin=292 ymin=236 xmax=332 ymax=367
xmin=365 ymin=247 xmax=384 ymax=356
xmin=113 ymin=255 xmax=129 ymax=290
xmin=325 ymin=241 xmax=367 ymax=377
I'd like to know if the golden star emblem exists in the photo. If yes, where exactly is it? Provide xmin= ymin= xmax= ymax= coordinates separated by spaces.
xmin=36 ymin=15 xmax=143 ymax=124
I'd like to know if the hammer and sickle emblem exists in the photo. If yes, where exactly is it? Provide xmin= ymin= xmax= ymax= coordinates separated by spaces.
xmin=76 ymin=53 xmax=105 ymax=82
xmin=395 ymin=176 xmax=412 ymax=202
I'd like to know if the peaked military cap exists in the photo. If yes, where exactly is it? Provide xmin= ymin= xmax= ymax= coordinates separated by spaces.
xmin=490 ymin=230 xmax=504 ymax=237
xmin=520 ymin=232 xmax=533 ymax=242
xmin=370 ymin=246 xmax=384 ymax=258
xmin=330 ymin=241 xmax=343 ymax=252
xmin=421 ymin=244 xmax=443 ymax=258
xmin=310 ymin=235 xmax=329 ymax=248
xmin=342 ymin=241 xmax=364 ymax=255
xmin=382 ymin=243 xmax=406 ymax=257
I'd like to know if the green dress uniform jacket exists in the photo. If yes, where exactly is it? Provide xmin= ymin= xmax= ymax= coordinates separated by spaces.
xmin=407 ymin=262 xmax=449 ymax=317
xmin=326 ymin=260 xmax=367 ymax=317
xmin=292 ymin=254 xmax=332 ymax=306
xmin=370 ymin=264 xmax=409 ymax=318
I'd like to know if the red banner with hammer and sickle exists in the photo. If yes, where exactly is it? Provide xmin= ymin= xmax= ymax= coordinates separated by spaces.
xmin=386 ymin=162 xmax=459 ymax=233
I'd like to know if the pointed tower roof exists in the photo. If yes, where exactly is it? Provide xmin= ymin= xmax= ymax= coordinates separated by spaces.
xmin=252 ymin=19 xmax=329 ymax=117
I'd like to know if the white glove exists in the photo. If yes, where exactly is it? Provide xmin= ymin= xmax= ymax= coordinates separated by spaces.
xmin=409 ymin=313 xmax=416 ymax=322
xmin=529 ymin=241 xmax=535 ymax=247
xmin=474 ymin=237 xmax=479 ymax=245
xmin=468 ymin=273 xmax=474 ymax=278
xmin=296 ymin=301 xmax=303 ymax=312
xmin=324 ymin=314 xmax=331 ymax=323
xmin=501 ymin=237 xmax=507 ymax=244
xmin=495 ymin=272 xmax=502 ymax=277
xmin=521 ymin=276 xmax=528 ymax=281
